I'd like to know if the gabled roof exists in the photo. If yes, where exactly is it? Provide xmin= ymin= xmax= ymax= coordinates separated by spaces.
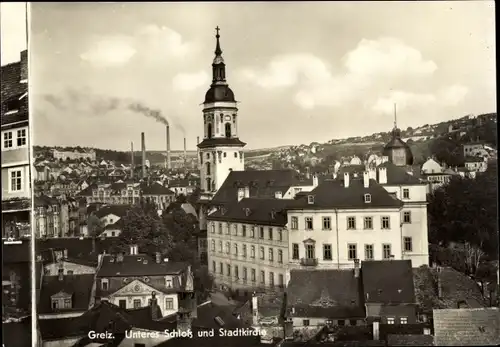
xmin=96 ymin=254 xmax=188 ymax=277
xmin=361 ymin=260 xmax=416 ymax=304
xmin=208 ymin=197 xmax=293 ymax=226
xmin=377 ymin=162 xmax=423 ymax=185
xmin=433 ymin=308 xmax=500 ymax=346
xmin=288 ymin=178 xmax=403 ymax=210
xmin=37 ymin=237 xmax=120 ymax=263
xmin=287 ymin=269 xmax=365 ymax=319
xmin=1 ymin=58 xmax=29 ymax=126
xmin=141 ymin=182 xmax=175 ymax=195
xmin=212 ymin=169 xmax=312 ymax=204
xmin=38 ymin=274 xmax=95 ymax=314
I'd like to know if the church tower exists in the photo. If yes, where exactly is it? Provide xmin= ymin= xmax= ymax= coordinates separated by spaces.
xmin=197 ymin=27 xmax=246 ymax=193
xmin=382 ymin=104 xmax=414 ymax=166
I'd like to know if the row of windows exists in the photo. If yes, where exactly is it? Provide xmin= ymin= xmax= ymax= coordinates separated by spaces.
xmin=116 ymin=298 xmax=174 ymax=310
xmin=301 ymin=317 xmax=408 ymax=326
xmin=212 ymin=261 xmax=284 ymax=286
xmin=291 ymin=239 xmax=413 ymax=260
xmin=290 ymin=213 xmax=412 ymax=231
xmin=211 ymin=241 xmax=284 ymax=263
xmin=2 ymin=129 xmax=27 ymax=150
xmin=211 ymin=223 xmax=284 ymax=241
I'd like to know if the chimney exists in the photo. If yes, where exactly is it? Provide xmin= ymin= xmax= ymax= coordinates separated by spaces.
xmin=343 ymin=172 xmax=350 ymax=188
xmin=155 ymin=252 xmax=161 ymax=264
xmin=20 ymin=50 xmax=28 ymax=82
xmin=116 ymin=253 xmax=124 ymax=262
xmin=373 ymin=321 xmax=380 ymax=340
xmin=244 ymin=186 xmax=250 ymax=198
xmin=275 ymin=191 xmax=282 ymax=199
xmin=183 ymin=137 xmax=187 ymax=168
xmin=141 ymin=132 xmax=146 ymax=179
xmin=378 ymin=167 xmax=387 ymax=184
xmin=312 ymin=173 xmax=319 ymax=187
xmin=251 ymin=293 xmax=259 ymax=325
xmin=130 ymin=142 xmax=134 ymax=179
xmin=305 ymin=167 xmax=310 ymax=179
xmin=237 ymin=188 xmax=245 ymax=202
xmin=150 ymin=291 xmax=159 ymax=320
xmin=363 ymin=171 xmax=370 ymax=188
xmin=129 ymin=245 xmax=138 ymax=255
xmin=166 ymin=125 xmax=171 ymax=171
xmin=354 ymin=259 xmax=360 ymax=278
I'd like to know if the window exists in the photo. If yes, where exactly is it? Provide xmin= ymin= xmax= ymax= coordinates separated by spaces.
xmin=225 ymin=123 xmax=232 ymax=138
xmin=305 ymin=244 xmax=315 ymax=259
xmin=67 ymin=270 xmax=74 ymax=275
xmin=278 ymin=274 xmax=284 ymax=286
xmin=268 ymin=227 xmax=273 ymax=240
xmin=133 ymin=299 xmax=141 ymax=309
xmin=226 ymin=264 xmax=231 ymax=276
xmin=269 ymin=248 xmax=274 ymax=262
xmin=251 ymin=246 xmax=255 ymax=258
xmin=218 ymin=241 xmax=223 ymax=253
xmin=259 ymin=227 xmax=264 ymax=239
xmin=119 ymin=300 xmax=127 ymax=309
xmin=323 ymin=244 xmax=332 ymax=260
xmin=348 ymin=244 xmax=357 ymax=260
xmin=218 ymin=223 xmax=222 ymax=234
xmin=234 ymin=243 xmax=238 ymax=256
xmin=165 ymin=277 xmax=173 ymax=288
xmin=3 ymin=131 xmax=13 ymax=148
xmin=52 ymin=299 xmax=59 ymax=310
xmin=387 ymin=317 xmax=395 ymax=325
xmin=212 ymin=261 xmax=216 ymax=272
xmin=219 ymin=262 xmax=223 ymax=274
xmin=5 ymin=99 xmax=20 ymax=112
xmin=260 ymin=270 xmax=265 ymax=284
xmin=364 ymin=217 xmax=373 ymax=230
xmin=291 ymin=217 xmax=298 ymax=230
xmin=278 ymin=229 xmax=283 ymax=241
xmin=269 ymin=272 xmax=274 ymax=286
xmin=225 ymin=224 xmax=230 ymax=235
xmin=305 ymin=217 xmax=313 ymax=230
xmin=349 ymin=320 xmax=357 ymax=326
xmin=223 ymin=152 xmax=227 ymax=158
xmin=165 ymin=298 xmax=174 ymax=310
xmin=135 ymin=344 xmax=146 ymax=347
xmin=234 ymin=265 xmax=239 ymax=279
xmin=403 ymin=211 xmax=412 ymax=224
xmin=404 ymin=237 xmax=413 ymax=252
xmin=292 ymin=243 xmax=299 ymax=259
xmin=278 ymin=250 xmax=283 ymax=263
xmin=383 ymin=244 xmax=392 ymax=259
xmin=364 ymin=194 xmax=371 ymax=203
xmin=9 ymin=169 xmax=22 ymax=192
xmin=63 ymin=299 xmax=72 ymax=308
xmin=307 ymin=195 xmax=314 ymax=204
xmin=211 ymin=240 xmax=215 ymax=251
xmin=234 ymin=152 xmax=237 ymax=158
xmin=242 ymin=225 xmax=247 ymax=237
xmin=400 ymin=317 xmax=408 ymax=324
xmin=243 ymin=244 xmax=247 ymax=258
xmin=243 ymin=267 xmax=248 ymax=281
xmin=17 ymin=129 xmax=26 ymax=147
xmin=303 ymin=319 xmax=310 ymax=326
xmin=260 ymin=246 xmax=265 ymax=260
xmin=338 ymin=320 xmax=345 ymax=326
xmin=250 ymin=226 xmax=255 ymax=238
xmin=101 ymin=279 xmax=109 ymax=291
xmin=381 ymin=216 xmax=390 ymax=229
xmin=347 ymin=217 xmax=356 ymax=229
xmin=233 ymin=224 xmax=238 ymax=235
xmin=365 ymin=244 xmax=374 ymax=260
xmin=225 ymin=242 xmax=230 ymax=254
xmin=322 ymin=217 xmax=331 ymax=230
xmin=251 ymin=269 xmax=256 ymax=282
xmin=403 ymin=189 xmax=410 ymax=199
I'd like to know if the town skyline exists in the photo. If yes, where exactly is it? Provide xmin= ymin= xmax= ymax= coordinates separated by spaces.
xmin=31 ymin=2 xmax=495 ymax=151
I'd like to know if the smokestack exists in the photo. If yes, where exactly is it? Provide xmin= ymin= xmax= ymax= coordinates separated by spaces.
xmin=183 ymin=137 xmax=187 ymax=167
xmin=141 ymin=132 xmax=146 ymax=179
xmin=130 ymin=142 xmax=134 ymax=179
xmin=166 ymin=125 xmax=171 ymax=171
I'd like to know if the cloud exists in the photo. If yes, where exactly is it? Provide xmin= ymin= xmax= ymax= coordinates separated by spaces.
xmin=239 ymin=37 xmax=440 ymax=110
xmin=80 ymin=36 xmax=137 ymax=67
xmin=439 ymin=84 xmax=469 ymax=106
xmin=80 ymin=25 xmax=195 ymax=67
xmin=172 ymin=70 xmax=209 ymax=91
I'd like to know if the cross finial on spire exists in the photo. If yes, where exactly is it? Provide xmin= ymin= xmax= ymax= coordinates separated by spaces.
xmin=215 ymin=26 xmax=220 ymax=37
xmin=214 ymin=25 xmax=222 ymax=56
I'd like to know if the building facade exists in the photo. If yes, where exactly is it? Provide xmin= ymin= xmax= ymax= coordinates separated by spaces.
xmin=1 ymin=50 xmax=31 ymax=239
xmin=197 ymin=28 xmax=246 ymax=193
xmin=52 ymin=148 xmax=96 ymax=161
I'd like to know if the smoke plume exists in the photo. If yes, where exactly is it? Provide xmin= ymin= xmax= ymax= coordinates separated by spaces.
xmin=128 ymin=103 xmax=169 ymax=126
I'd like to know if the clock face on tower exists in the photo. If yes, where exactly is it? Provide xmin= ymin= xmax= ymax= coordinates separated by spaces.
xmin=224 ymin=115 xmax=231 ymax=121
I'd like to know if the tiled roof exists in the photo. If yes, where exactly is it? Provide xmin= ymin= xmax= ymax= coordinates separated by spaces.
xmin=288 ymin=178 xmax=403 ymax=210
xmin=377 ymin=162 xmax=423 ymax=185
xmin=287 ymin=269 xmax=365 ymax=319
xmin=361 ymin=260 xmax=416 ymax=304
xmin=208 ymin=197 xmax=293 ymax=226
xmin=141 ymin=182 xmax=175 ymax=195
xmin=212 ymin=169 xmax=312 ymax=204
xmin=1 ymin=58 xmax=29 ymax=126
xmin=337 ymin=165 xmax=366 ymax=175
xmin=93 ymin=204 xmax=131 ymax=219
xmin=36 ymin=237 xmax=120 ymax=262
xmin=387 ymin=334 xmax=434 ymax=346
xmin=2 ymin=197 xmax=31 ymax=212
xmin=96 ymin=254 xmax=188 ymax=277
xmin=38 ymin=274 xmax=95 ymax=314
xmin=433 ymin=308 xmax=500 ymax=346
xmin=2 ymin=317 xmax=32 ymax=347
xmin=197 ymin=137 xmax=247 ymax=149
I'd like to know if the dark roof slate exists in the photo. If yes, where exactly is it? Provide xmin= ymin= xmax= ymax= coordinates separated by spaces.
xmin=96 ymin=254 xmax=188 ymax=277
xmin=377 ymin=162 xmax=423 ymax=185
xmin=141 ymin=182 xmax=175 ymax=195
xmin=93 ymin=204 xmax=131 ymax=219
xmin=197 ymin=137 xmax=246 ymax=149
xmin=361 ymin=260 xmax=416 ymax=304
xmin=38 ymin=274 xmax=95 ymax=314
xmin=2 ymin=240 xmax=30 ymax=263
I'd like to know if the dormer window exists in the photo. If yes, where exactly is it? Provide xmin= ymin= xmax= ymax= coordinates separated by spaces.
xmin=307 ymin=195 xmax=315 ymax=204
xmin=244 ymin=208 xmax=251 ymax=216
xmin=4 ymin=99 xmax=20 ymax=114
xmin=51 ymin=291 xmax=72 ymax=310
xmin=275 ymin=191 xmax=282 ymax=199
xmin=165 ymin=276 xmax=173 ymax=288
xmin=364 ymin=194 xmax=371 ymax=203
xmin=101 ymin=279 xmax=109 ymax=291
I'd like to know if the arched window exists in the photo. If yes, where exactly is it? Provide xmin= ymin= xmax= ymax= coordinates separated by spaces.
xmin=207 ymin=123 xmax=213 ymax=139
xmin=225 ymin=123 xmax=231 ymax=138
xmin=206 ymin=162 xmax=211 ymax=176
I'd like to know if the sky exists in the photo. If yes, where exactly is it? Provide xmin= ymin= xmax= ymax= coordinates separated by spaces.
xmin=30 ymin=2 xmax=496 ymax=151
xmin=0 ymin=2 xmax=27 ymax=65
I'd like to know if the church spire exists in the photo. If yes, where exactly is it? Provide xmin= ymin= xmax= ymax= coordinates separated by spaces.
xmin=391 ymin=103 xmax=401 ymax=138
xmin=212 ymin=26 xmax=226 ymax=84
xmin=393 ymin=103 xmax=397 ymax=129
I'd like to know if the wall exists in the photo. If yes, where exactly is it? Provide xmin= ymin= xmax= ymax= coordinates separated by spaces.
xmin=365 ymin=303 xmax=418 ymax=324
xmin=109 ymin=292 xmax=178 ymax=317
xmin=200 ymin=146 xmax=245 ymax=192
xmin=1 ymin=126 xmax=29 ymax=166
xmin=44 ymin=262 xmax=96 ymax=276
xmin=421 ymin=159 xmax=442 ymax=174
xmin=207 ymin=220 xmax=288 ymax=291
xmin=1 ymin=165 xmax=31 ymax=200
